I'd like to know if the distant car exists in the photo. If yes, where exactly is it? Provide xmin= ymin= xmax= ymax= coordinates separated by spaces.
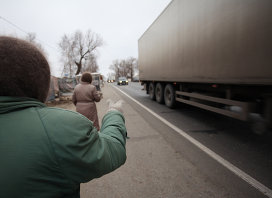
xmin=107 ymin=79 xmax=115 ymax=83
xmin=117 ymin=77 xmax=128 ymax=85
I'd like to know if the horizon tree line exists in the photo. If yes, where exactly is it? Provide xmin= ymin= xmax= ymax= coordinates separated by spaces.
xmin=8 ymin=30 xmax=138 ymax=78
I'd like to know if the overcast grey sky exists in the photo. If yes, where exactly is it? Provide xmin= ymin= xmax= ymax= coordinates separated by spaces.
xmin=0 ymin=0 xmax=171 ymax=77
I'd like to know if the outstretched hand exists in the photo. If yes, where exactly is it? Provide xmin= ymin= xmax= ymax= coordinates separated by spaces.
xmin=99 ymin=92 xmax=103 ymax=99
xmin=107 ymin=99 xmax=124 ymax=114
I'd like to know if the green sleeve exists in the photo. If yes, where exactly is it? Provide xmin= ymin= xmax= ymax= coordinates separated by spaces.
xmin=39 ymin=108 xmax=127 ymax=184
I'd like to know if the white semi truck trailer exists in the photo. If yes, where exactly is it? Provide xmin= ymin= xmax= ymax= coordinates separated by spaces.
xmin=138 ymin=0 xmax=272 ymax=131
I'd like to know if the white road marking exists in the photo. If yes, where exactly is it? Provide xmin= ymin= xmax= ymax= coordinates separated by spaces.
xmin=112 ymin=84 xmax=272 ymax=198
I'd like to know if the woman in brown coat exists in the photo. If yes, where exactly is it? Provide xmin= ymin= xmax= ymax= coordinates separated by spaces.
xmin=72 ymin=72 xmax=102 ymax=130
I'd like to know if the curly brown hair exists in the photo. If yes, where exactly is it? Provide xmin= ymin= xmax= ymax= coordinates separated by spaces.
xmin=81 ymin=72 xmax=93 ymax=83
xmin=0 ymin=36 xmax=51 ymax=102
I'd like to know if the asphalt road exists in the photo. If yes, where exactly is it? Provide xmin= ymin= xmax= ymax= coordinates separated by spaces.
xmin=79 ymin=82 xmax=272 ymax=198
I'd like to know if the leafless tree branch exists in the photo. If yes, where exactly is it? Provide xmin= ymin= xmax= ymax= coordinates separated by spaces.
xmin=59 ymin=29 xmax=103 ymax=77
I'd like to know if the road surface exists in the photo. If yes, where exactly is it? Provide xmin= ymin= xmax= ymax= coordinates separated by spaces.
xmin=52 ymin=83 xmax=272 ymax=198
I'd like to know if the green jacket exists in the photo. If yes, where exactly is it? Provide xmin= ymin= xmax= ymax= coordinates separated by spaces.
xmin=0 ymin=96 xmax=127 ymax=198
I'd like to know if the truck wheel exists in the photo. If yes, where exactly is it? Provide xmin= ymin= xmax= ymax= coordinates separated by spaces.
xmin=149 ymin=83 xmax=156 ymax=100
xmin=155 ymin=83 xmax=165 ymax=104
xmin=164 ymin=84 xmax=176 ymax=108
xmin=264 ymin=96 xmax=272 ymax=130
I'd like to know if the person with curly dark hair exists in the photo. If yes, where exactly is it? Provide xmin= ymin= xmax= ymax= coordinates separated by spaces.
xmin=0 ymin=37 xmax=50 ymax=101
xmin=0 ymin=36 xmax=127 ymax=198
xmin=72 ymin=72 xmax=102 ymax=130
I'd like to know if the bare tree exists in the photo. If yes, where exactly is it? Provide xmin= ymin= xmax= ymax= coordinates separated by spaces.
xmin=25 ymin=32 xmax=47 ymax=57
xmin=59 ymin=35 xmax=75 ymax=77
xmin=126 ymin=57 xmax=137 ymax=80
xmin=109 ymin=59 xmax=121 ymax=79
xmin=119 ymin=59 xmax=128 ymax=77
xmin=82 ymin=54 xmax=99 ymax=73
xmin=109 ymin=57 xmax=138 ymax=80
xmin=59 ymin=30 xmax=103 ymax=77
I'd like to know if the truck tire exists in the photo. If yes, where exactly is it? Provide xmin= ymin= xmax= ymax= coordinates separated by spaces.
xmin=250 ymin=96 xmax=272 ymax=135
xmin=155 ymin=83 xmax=165 ymax=104
xmin=264 ymin=96 xmax=272 ymax=130
xmin=149 ymin=82 xmax=156 ymax=100
xmin=164 ymin=84 xmax=176 ymax=108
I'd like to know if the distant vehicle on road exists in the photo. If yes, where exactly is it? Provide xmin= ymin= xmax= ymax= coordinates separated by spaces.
xmin=117 ymin=77 xmax=128 ymax=85
xmin=91 ymin=72 xmax=102 ymax=91
xmin=76 ymin=72 xmax=102 ymax=91
xmin=107 ymin=75 xmax=115 ymax=83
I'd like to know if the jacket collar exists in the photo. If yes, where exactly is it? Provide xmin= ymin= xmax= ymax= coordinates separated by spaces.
xmin=0 ymin=96 xmax=46 ymax=114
